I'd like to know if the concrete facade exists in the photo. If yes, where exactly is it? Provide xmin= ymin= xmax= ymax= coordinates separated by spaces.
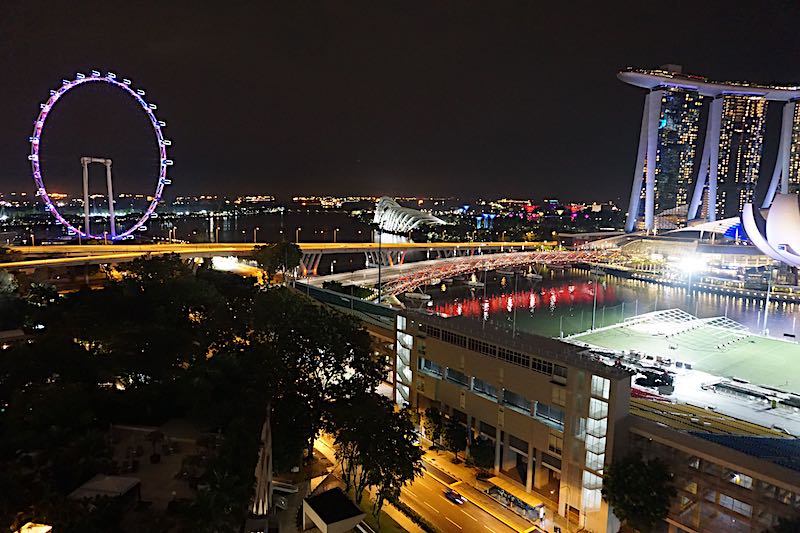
xmin=630 ymin=418 xmax=800 ymax=533
xmin=398 ymin=311 xmax=630 ymax=532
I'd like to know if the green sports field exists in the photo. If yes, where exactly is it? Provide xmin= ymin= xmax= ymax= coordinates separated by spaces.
xmin=571 ymin=315 xmax=800 ymax=395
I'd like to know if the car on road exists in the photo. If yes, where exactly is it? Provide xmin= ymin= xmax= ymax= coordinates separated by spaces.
xmin=443 ymin=489 xmax=466 ymax=505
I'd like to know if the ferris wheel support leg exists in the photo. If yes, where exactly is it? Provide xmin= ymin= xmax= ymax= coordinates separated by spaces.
xmin=105 ymin=160 xmax=116 ymax=238
xmin=81 ymin=157 xmax=91 ymax=236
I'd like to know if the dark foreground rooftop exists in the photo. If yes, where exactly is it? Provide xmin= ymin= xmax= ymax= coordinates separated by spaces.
xmin=305 ymin=487 xmax=363 ymax=524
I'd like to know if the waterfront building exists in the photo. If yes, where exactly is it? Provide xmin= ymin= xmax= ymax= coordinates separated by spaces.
xmin=630 ymin=85 xmax=703 ymax=224
xmin=620 ymin=66 xmax=800 ymax=231
xmin=716 ymin=95 xmax=768 ymax=218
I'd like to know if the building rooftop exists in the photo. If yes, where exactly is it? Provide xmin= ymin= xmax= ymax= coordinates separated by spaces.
xmin=568 ymin=309 xmax=800 ymax=395
xmin=68 ymin=474 xmax=140 ymax=500
xmin=630 ymin=398 xmax=789 ymax=438
xmin=619 ymin=67 xmax=800 ymax=101
xmin=408 ymin=310 xmax=630 ymax=380
xmin=304 ymin=487 xmax=363 ymax=524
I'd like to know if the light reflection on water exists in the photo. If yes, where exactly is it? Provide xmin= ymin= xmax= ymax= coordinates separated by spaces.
xmin=421 ymin=270 xmax=800 ymax=339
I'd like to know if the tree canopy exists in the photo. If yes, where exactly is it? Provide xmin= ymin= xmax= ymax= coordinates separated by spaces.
xmin=326 ymin=393 xmax=423 ymax=518
xmin=443 ymin=417 xmax=468 ymax=458
xmin=423 ymin=407 xmax=444 ymax=444
xmin=0 ymin=254 xmax=394 ymax=532
xmin=468 ymin=436 xmax=495 ymax=469
xmin=252 ymin=242 xmax=302 ymax=280
xmin=602 ymin=453 xmax=676 ymax=533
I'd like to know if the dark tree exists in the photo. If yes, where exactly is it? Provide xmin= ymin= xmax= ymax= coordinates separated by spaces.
xmin=328 ymin=394 xmax=422 ymax=507
xmin=468 ymin=436 xmax=495 ymax=469
xmin=423 ymin=407 xmax=444 ymax=444
xmin=252 ymin=242 xmax=302 ymax=280
xmin=602 ymin=453 xmax=676 ymax=533
xmin=369 ymin=406 xmax=424 ymax=522
xmin=0 ymin=270 xmax=17 ymax=294
xmin=443 ymin=418 xmax=468 ymax=459
xmin=0 ymin=256 xmax=388 ymax=531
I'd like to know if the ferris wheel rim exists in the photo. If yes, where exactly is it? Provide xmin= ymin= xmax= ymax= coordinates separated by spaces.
xmin=29 ymin=71 xmax=171 ymax=240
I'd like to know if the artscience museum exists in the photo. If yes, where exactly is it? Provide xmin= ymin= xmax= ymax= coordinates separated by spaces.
xmin=742 ymin=194 xmax=800 ymax=268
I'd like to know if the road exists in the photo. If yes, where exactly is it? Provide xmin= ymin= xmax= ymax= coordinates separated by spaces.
xmin=402 ymin=461 xmax=517 ymax=533
xmin=6 ymin=241 xmax=546 ymax=259
xmin=314 ymin=436 xmax=525 ymax=533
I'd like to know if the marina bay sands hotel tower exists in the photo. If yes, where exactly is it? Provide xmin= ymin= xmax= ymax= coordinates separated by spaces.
xmin=620 ymin=65 xmax=800 ymax=232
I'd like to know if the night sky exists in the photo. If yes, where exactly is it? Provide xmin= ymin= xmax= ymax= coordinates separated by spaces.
xmin=2 ymin=1 xmax=800 ymax=202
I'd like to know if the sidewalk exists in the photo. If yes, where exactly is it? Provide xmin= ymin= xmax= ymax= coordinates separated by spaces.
xmin=422 ymin=446 xmax=574 ymax=533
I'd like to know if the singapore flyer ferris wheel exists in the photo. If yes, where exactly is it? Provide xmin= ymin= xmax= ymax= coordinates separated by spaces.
xmin=29 ymin=69 xmax=173 ymax=240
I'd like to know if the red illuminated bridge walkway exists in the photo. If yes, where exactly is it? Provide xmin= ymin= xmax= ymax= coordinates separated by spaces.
xmin=309 ymin=249 xmax=618 ymax=297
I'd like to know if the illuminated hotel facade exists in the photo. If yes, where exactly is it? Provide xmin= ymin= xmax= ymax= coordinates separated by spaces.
xmin=620 ymin=66 xmax=800 ymax=232
xmin=652 ymin=88 xmax=703 ymax=215
xmin=716 ymin=95 xmax=767 ymax=218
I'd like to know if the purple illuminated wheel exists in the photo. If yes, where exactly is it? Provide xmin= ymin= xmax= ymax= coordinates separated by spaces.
xmin=29 ymin=70 xmax=172 ymax=240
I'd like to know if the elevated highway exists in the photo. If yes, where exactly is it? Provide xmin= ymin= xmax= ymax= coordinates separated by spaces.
xmin=0 ymin=241 xmax=618 ymax=298
xmin=0 ymin=241 xmax=554 ymax=273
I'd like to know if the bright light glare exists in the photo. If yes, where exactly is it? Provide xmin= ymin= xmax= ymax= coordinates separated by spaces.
xmin=211 ymin=256 xmax=261 ymax=278
xmin=677 ymin=256 xmax=707 ymax=273
xmin=211 ymin=256 xmax=240 ymax=272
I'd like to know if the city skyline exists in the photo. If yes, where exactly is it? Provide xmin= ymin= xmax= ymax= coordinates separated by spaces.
xmin=3 ymin=5 xmax=800 ymax=533
xmin=3 ymin=2 xmax=800 ymax=200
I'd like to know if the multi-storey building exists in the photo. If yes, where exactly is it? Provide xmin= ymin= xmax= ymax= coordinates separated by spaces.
xmin=657 ymin=89 xmax=704 ymax=214
xmin=394 ymin=310 xmax=800 ymax=533
xmin=789 ymin=104 xmax=800 ymax=194
xmin=629 ymin=401 xmax=800 ymax=533
xmin=635 ymin=88 xmax=703 ymax=224
xmin=397 ymin=312 xmax=631 ymax=532
xmin=716 ymin=96 xmax=768 ymax=218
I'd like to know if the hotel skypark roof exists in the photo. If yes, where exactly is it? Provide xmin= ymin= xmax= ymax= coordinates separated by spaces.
xmin=619 ymin=67 xmax=800 ymax=101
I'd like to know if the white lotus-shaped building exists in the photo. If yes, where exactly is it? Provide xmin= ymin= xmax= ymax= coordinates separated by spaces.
xmin=374 ymin=197 xmax=446 ymax=234
xmin=742 ymin=194 xmax=800 ymax=267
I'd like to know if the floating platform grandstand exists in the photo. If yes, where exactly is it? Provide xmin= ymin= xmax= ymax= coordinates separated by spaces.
xmin=569 ymin=309 xmax=800 ymax=396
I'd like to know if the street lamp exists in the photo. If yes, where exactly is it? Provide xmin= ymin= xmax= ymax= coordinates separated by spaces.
xmin=376 ymin=211 xmax=388 ymax=304
xmin=334 ymin=227 xmax=340 ymax=243
xmin=591 ymin=271 xmax=599 ymax=330
xmin=254 ymin=226 xmax=260 ymax=243
xmin=78 ymin=226 xmax=82 ymax=246
xmin=103 ymin=231 xmax=108 ymax=245
xmin=331 ymin=259 xmax=337 ymax=274
xmin=763 ymin=266 xmax=777 ymax=335
xmin=30 ymin=233 xmax=35 ymax=246
xmin=296 ymin=227 xmax=301 ymax=242
xmin=215 ymin=226 xmax=220 ymax=243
